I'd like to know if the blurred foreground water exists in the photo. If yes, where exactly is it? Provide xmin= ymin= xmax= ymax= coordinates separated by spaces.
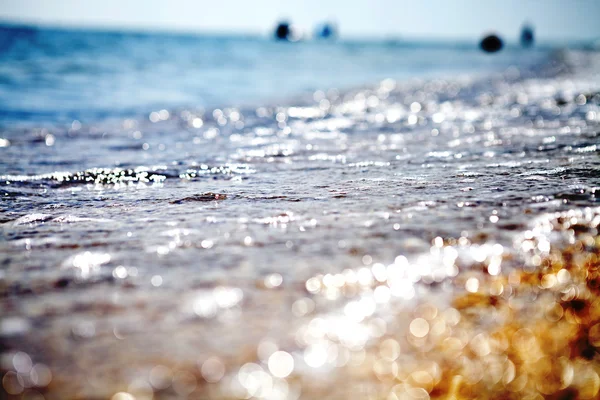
xmin=1 ymin=24 xmax=600 ymax=400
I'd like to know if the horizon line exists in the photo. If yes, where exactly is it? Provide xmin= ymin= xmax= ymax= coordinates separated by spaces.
xmin=1 ymin=16 xmax=597 ymax=46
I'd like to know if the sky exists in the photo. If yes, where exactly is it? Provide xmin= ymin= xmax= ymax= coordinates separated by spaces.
xmin=1 ymin=0 xmax=600 ymax=42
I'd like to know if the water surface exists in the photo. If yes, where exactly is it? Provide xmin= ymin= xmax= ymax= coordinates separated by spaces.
xmin=0 ymin=25 xmax=600 ymax=400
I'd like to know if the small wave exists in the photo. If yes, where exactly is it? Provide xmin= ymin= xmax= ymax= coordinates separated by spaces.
xmin=51 ymin=215 xmax=111 ymax=223
xmin=11 ymin=213 xmax=53 ymax=225
xmin=0 ymin=167 xmax=168 ymax=188
xmin=9 ymin=213 xmax=111 ymax=226
xmin=1 ymin=163 xmax=256 ymax=189
xmin=179 ymin=164 xmax=255 ymax=179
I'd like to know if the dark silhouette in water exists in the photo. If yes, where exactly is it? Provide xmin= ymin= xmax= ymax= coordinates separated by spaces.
xmin=315 ymin=23 xmax=336 ymax=39
xmin=480 ymin=34 xmax=503 ymax=53
xmin=520 ymin=24 xmax=535 ymax=47
xmin=274 ymin=22 xmax=291 ymax=40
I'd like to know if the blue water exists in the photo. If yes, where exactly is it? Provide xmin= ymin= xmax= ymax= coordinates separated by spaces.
xmin=0 ymin=23 xmax=554 ymax=126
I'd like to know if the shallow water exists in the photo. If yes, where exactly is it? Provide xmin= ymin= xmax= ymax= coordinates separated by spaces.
xmin=0 ymin=29 xmax=600 ymax=400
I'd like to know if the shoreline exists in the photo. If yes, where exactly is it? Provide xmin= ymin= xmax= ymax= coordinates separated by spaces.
xmin=1 ymin=48 xmax=600 ymax=399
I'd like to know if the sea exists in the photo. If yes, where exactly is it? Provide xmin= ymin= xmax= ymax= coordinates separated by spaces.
xmin=0 ymin=23 xmax=599 ymax=400
xmin=0 ymin=23 xmax=557 ymax=126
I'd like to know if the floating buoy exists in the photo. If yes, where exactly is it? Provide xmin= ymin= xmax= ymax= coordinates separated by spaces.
xmin=480 ymin=34 xmax=503 ymax=53
xmin=274 ymin=22 xmax=291 ymax=41
xmin=520 ymin=24 xmax=534 ymax=47
xmin=315 ymin=23 xmax=336 ymax=39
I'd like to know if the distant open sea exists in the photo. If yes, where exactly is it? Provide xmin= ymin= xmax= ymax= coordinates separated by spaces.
xmin=0 ymin=23 xmax=555 ymax=126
